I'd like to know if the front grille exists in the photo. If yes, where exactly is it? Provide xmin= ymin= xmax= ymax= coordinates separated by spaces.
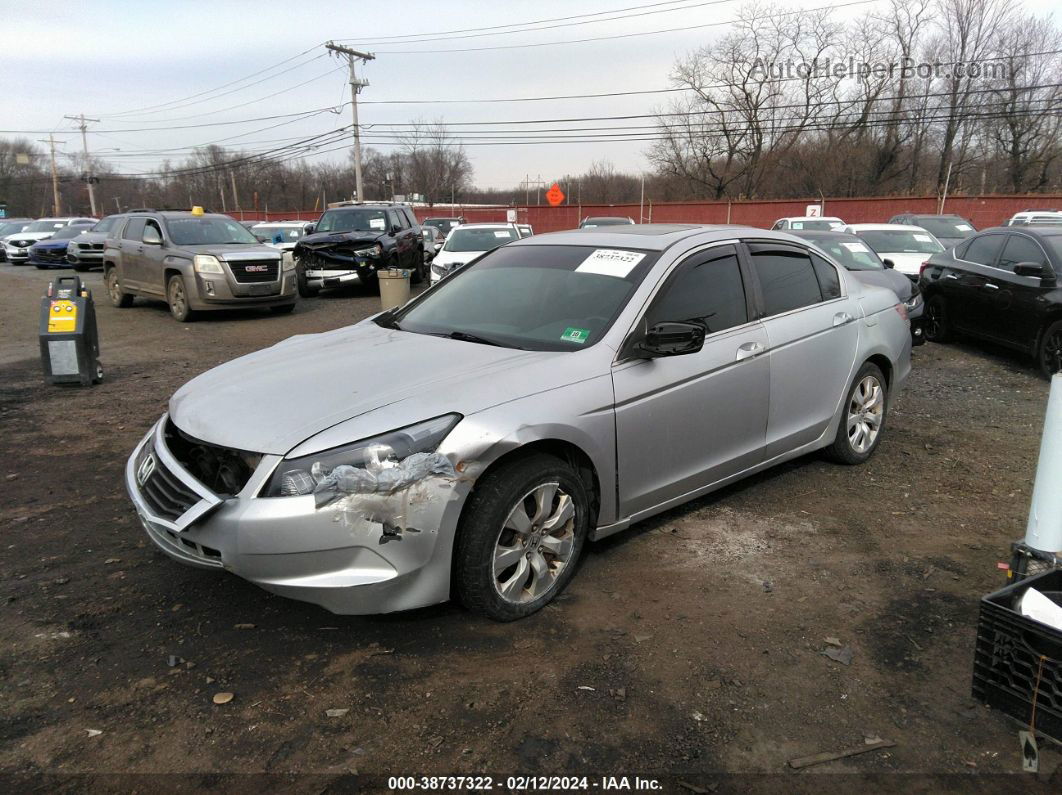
xmin=137 ymin=444 xmax=202 ymax=521
xmin=164 ymin=418 xmax=260 ymax=496
xmin=78 ymin=242 xmax=104 ymax=251
xmin=12 ymin=239 xmax=32 ymax=248
xmin=34 ymin=249 xmax=67 ymax=262
xmin=227 ymin=259 xmax=279 ymax=283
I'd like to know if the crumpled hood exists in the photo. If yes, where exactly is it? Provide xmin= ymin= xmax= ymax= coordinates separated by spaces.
xmin=169 ymin=321 xmax=586 ymax=455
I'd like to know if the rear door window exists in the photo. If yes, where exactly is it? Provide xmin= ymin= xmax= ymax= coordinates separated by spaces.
xmin=961 ymin=234 xmax=1005 ymax=267
xmin=746 ymin=245 xmax=824 ymax=316
xmin=123 ymin=218 xmax=146 ymax=241
xmin=810 ymin=253 xmax=842 ymax=299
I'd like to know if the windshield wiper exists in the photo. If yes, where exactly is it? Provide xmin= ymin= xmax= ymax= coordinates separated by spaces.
xmin=374 ymin=310 xmax=402 ymax=330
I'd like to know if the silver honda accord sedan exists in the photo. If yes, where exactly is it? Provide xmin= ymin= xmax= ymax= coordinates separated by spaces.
xmin=126 ymin=224 xmax=912 ymax=621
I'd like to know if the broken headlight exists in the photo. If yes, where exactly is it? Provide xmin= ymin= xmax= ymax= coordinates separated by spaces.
xmin=354 ymin=243 xmax=383 ymax=258
xmin=262 ymin=413 xmax=462 ymax=497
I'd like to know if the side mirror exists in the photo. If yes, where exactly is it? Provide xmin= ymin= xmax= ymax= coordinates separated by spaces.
xmin=142 ymin=227 xmax=162 ymax=245
xmin=882 ymin=258 xmax=895 ymax=269
xmin=304 ymin=223 xmax=315 ymax=235
xmin=391 ymin=225 xmax=403 ymax=235
xmin=1014 ymin=262 xmax=1055 ymax=281
xmin=635 ymin=321 xmax=706 ymax=358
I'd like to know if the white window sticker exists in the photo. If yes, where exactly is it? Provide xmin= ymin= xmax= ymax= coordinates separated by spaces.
xmin=791 ymin=222 xmax=805 ymax=229
xmin=370 ymin=218 xmax=386 ymax=230
xmin=494 ymin=231 xmax=511 ymax=239
xmin=956 ymin=224 xmax=972 ymax=231
xmin=913 ymin=233 xmax=933 ymax=242
xmin=842 ymin=242 xmax=870 ymax=253
xmin=575 ymin=249 xmax=646 ymax=278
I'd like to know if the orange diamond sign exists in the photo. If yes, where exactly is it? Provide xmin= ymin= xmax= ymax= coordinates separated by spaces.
xmin=545 ymin=183 xmax=565 ymax=206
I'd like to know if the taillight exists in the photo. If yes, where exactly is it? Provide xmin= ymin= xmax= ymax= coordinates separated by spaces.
xmin=894 ymin=303 xmax=909 ymax=322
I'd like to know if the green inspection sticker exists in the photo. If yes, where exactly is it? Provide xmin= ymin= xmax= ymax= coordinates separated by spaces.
xmin=561 ymin=327 xmax=590 ymax=344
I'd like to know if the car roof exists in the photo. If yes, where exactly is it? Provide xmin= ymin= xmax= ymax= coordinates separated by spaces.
xmin=982 ymin=225 xmax=1062 ymax=238
xmin=514 ymin=224 xmax=765 ymax=251
xmin=129 ymin=211 xmax=232 ymax=220
xmin=779 ymin=216 xmax=844 ymax=221
xmin=787 ymin=229 xmax=862 ymax=240
xmin=846 ymin=223 xmax=925 ymax=231
xmin=251 ymin=220 xmax=304 ymax=225
xmin=453 ymin=223 xmax=517 ymax=229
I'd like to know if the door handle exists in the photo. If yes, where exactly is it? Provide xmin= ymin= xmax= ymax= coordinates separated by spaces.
xmin=833 ymin=312 xmax=854 ymax=326
xmin=944 ymin=274 xmax=959 ymax=280
xmin=983 ymin=283 xmax=999 ymax=290
xmin=735 ymin=341 xmax=766 ymax=361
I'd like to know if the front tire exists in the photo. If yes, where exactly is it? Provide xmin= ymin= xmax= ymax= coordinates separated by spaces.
xmin=106 ymin=268 xmax=133 ymax=308
xmin=1038 ymin=319 xmax=1062 ymax=379
xmin=454 ymin=453 xmax=590 ymax=621
xmin=824 ymin=363 xmax=888 ymax=465
xmin=923 ymin=295 xmax=952 ymax=343
xmin=296 ymin=259 xmax=320 ymax=297
xmin=166 ymin=274 xmax=195 ymax=322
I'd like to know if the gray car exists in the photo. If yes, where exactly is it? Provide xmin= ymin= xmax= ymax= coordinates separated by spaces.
xmin=68 ymin=214 xmax=126 ymax=272
xmin=789 ymin=229 xmax=925 ymax=345
xmin=125 ymin=225 xmax=911 ymax=620
xmin=104 ymin=210 xmax=297 ymax=321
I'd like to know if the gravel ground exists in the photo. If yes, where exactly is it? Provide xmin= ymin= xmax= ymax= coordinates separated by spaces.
xmin=0 ymin=262 xmax=1059 ymax=791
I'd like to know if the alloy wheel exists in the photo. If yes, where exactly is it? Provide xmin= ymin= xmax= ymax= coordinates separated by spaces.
xmin=169 ymin=280 xmax=186 ymax=318
xmin=492 ymin=482 xmax=577 ymax=604
xmin=847 ymin=375 xmax=884 ymax=453
xmin=107 ymin=272 xmax=120 ymax=302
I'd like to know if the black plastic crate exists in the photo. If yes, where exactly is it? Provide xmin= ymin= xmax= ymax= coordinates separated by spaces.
xmin=972 ymin=568 xmax=1062 ymax=742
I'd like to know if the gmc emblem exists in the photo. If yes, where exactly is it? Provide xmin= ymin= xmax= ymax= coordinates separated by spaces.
xmin=245 ymin=264 xmax=269 ymax=272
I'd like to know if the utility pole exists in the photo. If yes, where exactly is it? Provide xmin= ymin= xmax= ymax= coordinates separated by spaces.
xmin=325 ymin=42 xmax=375 ymax=203
xmin=36 ymin=134 xmax=62 ymax=216
xmin=65 ymin=114 xmax=100 ymax=216
xmin=230 ymin=170 xmax=240 ymax=217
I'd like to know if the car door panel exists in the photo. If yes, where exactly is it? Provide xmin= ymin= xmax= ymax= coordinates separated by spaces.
xmin=742 ymin=243 xmax=860 ymax=459
xmin=986 ymin=234 xmax=1053 ymax=350
xmin=612 ymin=243 xmax=769 ymax=517
xmin=951 ymin=233 xmax=1006 ymax=335
xmin=613 ymin=325 xmax=770 ymax=516
xmin=118 ymin=217 xmax=147 ymax=291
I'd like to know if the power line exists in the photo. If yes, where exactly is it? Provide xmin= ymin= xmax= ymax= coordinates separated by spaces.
xmin=97 ymin=46 xmax=326 ymax=118
xmin=369 ymin=0 xmax=877 ymax=54
xmin=344 ymin=0 xmax=738 ymax=46
xmin=0 ymin=106 xmax=349 ymax=135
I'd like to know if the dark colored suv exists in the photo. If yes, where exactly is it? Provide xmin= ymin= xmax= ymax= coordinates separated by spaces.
xmin=294 ymin=203 xmax=424 ymax=296
xmin=919 ymin=226 xmax=1062 ymax=377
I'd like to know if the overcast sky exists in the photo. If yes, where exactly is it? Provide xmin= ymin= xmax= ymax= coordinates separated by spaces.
xmin=3 ymin=0 xmax=1057 ymax=191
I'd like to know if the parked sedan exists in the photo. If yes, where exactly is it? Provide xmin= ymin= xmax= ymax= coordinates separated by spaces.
xmin=771 ymin=216 xmax=845 ymax=231
xmin=0 ymin=218 xmax=32 ymax=262
xmin=844 ymin=224 xmax=946 ymax=280
xmin=579 ymin=216 xmax=635 ymax=228
xmin=29 ymin=225 xmax=91 ymax=269
xmin=429 ymin=223 xmax=521 ymax=283
xmin=887 ymin=214 xmax=976 ymax=249
xmin=919 ymin=226 xmax=1062 ymax=378
xmin=125 ymin=224 xmax=910 ymax=620
xmin=789 ymin=229 xmax=924 ymax=345
xmin=67 ymin=214 xmax=126 ymax=272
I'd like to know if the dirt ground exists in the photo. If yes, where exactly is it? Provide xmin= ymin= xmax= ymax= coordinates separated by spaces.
xmin=1 ymin=261 xmax=1060 ymax=791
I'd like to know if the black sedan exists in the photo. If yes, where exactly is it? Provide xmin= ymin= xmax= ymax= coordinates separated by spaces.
xmin=789 ymin=229 xmax=924 ymax=345
xmin=919 ymin=226 xmax=1062 ymax=378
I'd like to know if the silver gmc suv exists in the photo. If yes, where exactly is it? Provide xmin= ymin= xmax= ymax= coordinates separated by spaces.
xmin=103 ymin=209 xmax=297 ymax=321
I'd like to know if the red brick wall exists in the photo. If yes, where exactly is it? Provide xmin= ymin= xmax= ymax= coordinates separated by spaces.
xmin=233 ymin=195 xmax=1062 ymax=233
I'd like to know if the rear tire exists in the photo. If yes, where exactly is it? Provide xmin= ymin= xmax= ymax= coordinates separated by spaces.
xmin=824 ymin=362 xmax=888 ymax=465
xmin=106 ymin=268 xmax=133 ymax=308
xmin=923 ymin=295 xmax=952 ymax=343
xmin=166 ymin=274 xmax=195 ymax=322
xmin=1038 ymin=319 xmax=1062 ymax=379
xmin=454 ymin=453 xmax=590 ymax=621
xmin=410 ymin=248 xmax=426 ymax=284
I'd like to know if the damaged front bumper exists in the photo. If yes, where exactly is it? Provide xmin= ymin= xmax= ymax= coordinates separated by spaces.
xmin=126 ymin=416 xmax=473 ymax=614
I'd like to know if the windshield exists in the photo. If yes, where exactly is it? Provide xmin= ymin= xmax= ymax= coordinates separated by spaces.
xmin=805 ymin=237 xmax=884 ymax=271
xmin=253 ymin=225 xmax=303 ymax=243
xmin=855 ymin=229 xmax=945 ymax=255
xmin=25 ymin=220 xmax=67 ymax=233
xmin=912 ymin=218 xmax=975 ymax=238
xmin=316 ymin=209 xmax=388 ymax=234
xmin=1041 ymin=235 xmax=1062 ymax=261
xmin=92 ymin=216 xmax=121 ymax=234
xmin=167 ymin=217 xmax=259 ymax=246
xmin=789 ymin=219 xmax=844 ymax=231
xmin=443 ymin=227 xmax=519 ymax=253
xmin=394 ymin=244 xmax=659 ymax=351
xmin=47 ymin=226 xmax=86 ymax=242
xmin=425 ymin=219 xmax=460 ymax=232
xmin=581 ymin=218 xmax=631 ymax=227
xmin=0 ymin=222 xmax=29 ymax=236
